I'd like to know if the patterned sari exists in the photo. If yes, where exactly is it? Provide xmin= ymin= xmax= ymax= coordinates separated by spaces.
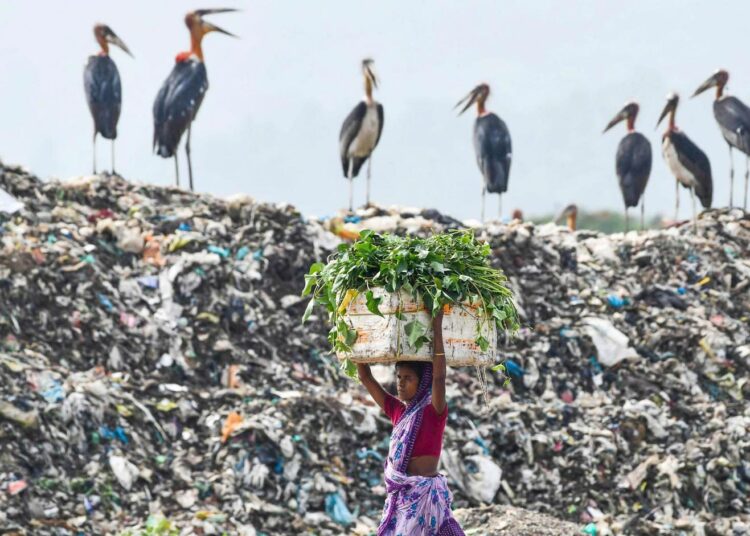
xmin=377 ymin=363 xmax=465 ymax=536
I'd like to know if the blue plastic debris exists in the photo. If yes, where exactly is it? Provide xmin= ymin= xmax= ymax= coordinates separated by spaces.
xmin=588 ymin=356 xmax=603 ymax=373
xmin=99 ymin=426 xmax=129 ymax=444
xmin=607 ymin=294 xmax=625 ymax=308
xmin=356 ymin=448 xmax=384 ymax=462
xmin=137 ymin=275 xmax=159 ymax=289
xmin=41 ymin=381 xmax=65 ymax=404
xmin=677 ymin=286 xmax=687 ymax=295
xmin=177 ymin=222 xmax=192 ymax=232
xmin=472 ymin=436 xmax=490 ymax=455
xmin=236 ymin=246 xmax=250 ymax=261
xmin=325 ymin=492 xmax=355 ymax=526
xmin=97 ymin=294 xmax=114 ymax=312
xmin=207 ymin=245 xmax=230 ymax=258
xmin=252 ymin=248 xmax=264 ymax=260
xmin=504 ymin=359 xmax=524 ymax=377
xmin=343 ymin=215 xmax=362 ymax=223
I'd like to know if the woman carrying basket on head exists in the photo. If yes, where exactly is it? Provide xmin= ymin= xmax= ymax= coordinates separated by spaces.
xmin=357 ymin=308 xmax=465 ymax=535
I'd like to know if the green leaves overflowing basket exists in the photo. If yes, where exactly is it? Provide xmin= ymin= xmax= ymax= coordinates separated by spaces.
xmin=302 ymin=230 xmax=519 ymax=378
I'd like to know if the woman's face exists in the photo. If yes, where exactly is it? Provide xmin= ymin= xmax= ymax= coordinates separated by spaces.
xmin=396 ymin=365 xmax=419 ymax=402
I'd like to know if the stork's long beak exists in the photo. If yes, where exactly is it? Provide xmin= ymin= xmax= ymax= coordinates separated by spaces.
xmin=656 ymin=100 xmax=675 ymax=129
xmin=202 ymin=20 xmax=238 ymax=37
xmin=603 ymin=109 xmax=627 ymax=134
xmin=109 ymin=33 xmax=133 ymax=58
xmin=692 ymin=74 xmax=718 ymax=98
xmin=455 ymin=89 xmax=478 ymax=116
xmin=196 ymin=8 xmax=239 ymax=37
xmin=366 ymin=65 xmax=378 ymax=89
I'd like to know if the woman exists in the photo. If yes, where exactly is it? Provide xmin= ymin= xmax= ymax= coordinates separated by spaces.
xmin=357 ymin=309 xmax=465 ymax=535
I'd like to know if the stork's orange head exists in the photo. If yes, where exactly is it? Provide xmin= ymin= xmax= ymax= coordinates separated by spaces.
xmin=184 ymin=8 xmax=238 ymax=60
xmin=603 ymin=101 xmax=639 ymax=133
xmin=455 ymin=83 xmax=491 ymax=116
xmin=693 ymin=69 xmax=729 ymax=100
xmin=93 ymin=23 xmax=133 ymax=57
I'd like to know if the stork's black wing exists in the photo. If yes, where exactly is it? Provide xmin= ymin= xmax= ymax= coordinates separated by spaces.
xmin=375 ymin=103 xmax=385 ymax=146
xmin=671 ymin=131 xmax=713 ymax=208
xmin=714 ymin=96 xmax=750 ymax=155
xmin=84 ymin=55 xmax=121 ymax=139
xmin=473 ymin=113 xmax=512 ymax=194
xmin=153 ymin=59 xmax=208 ymax=158
xmin=339 ymin=101 xmax=367 ymax=177
xmin=616 ymin=132 xmax=652 ymax=207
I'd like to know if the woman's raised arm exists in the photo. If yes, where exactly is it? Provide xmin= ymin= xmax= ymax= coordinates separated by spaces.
xmin=432 ymin=309 xmax=446 ymax=414
xmin=357 ymin=363 xmax=389 ymax=412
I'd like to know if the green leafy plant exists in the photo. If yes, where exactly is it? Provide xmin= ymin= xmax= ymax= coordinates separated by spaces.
xmin=120 ymin=515 xmax=179 ymax=536
xmin=302 ymin=230 xmax=519 ymax=376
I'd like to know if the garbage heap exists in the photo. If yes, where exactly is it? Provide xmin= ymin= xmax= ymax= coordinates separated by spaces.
xmin=1 ymin=162 xmax=749 ymax=536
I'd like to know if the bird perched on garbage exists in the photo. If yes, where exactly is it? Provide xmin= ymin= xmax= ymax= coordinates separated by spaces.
xmin=603 ymin=101 xmax=652 ymax=232
xmin=84 ymin=24 xmax=132 ymax=175
xmin=153 ymin=9 xmax=237 ymax=192
xmin=693 ymin=69 xmax=750 ymax=209
xmin=555 ymin=204 xmax=577 ymax=231
xmin=656 ymin=93 xmax=712 ymax=231
xmin=339 ymin=59 xmax=384 ymax=212
xmin=456 ymin=83 xmax=512 ymax=223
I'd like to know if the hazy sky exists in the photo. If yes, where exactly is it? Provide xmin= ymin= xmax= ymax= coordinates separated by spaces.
xmin=1 ymin=1 xmax=748 ymax=221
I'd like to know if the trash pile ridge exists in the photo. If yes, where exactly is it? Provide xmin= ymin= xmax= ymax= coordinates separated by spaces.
xmin=1 ymin=161 xmax=750 ymax=536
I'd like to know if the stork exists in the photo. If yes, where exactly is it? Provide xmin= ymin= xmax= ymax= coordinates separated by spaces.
xmin=456 ymin=83 xmax=512 ymax=222
xmin=656 ymin=93 xmax=713 ymax=231
xmin=693 ymin=69 xmax=750 ymax=209
xmin=603 ymin=102 xmax=652 ymax=231
xmin=153 ymin=9 xmax=237 ymax=191
xmin=339 ymin=59 xmax=384 ymax=211
xmin=84 ymin=24 xmax=132 ymax=175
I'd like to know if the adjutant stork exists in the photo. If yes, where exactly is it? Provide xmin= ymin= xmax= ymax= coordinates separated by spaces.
xmin=603 ymin=102 xmax=652 ymax=231
xmin=339 ymin=59 xmax=384 ymax=211
xmin=456 ymin=83 xmax=512 ymax=222
xmin=84 ymin=24 xmax=132 ymax=175
xmin=693 ymin=69 xmax=750 ymax=209
xmin=656 ymin=93 xmax=713 ymax=231
xmin=153 ymin=9 xmax=237 ymax=192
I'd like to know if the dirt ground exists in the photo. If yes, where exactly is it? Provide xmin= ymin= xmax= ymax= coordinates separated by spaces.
xmin=455 ymin=505 xmax=581 ymax=535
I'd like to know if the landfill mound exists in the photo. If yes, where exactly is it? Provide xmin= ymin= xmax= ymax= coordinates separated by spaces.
xmin=1 ymin=162 xmax=749 ymax=535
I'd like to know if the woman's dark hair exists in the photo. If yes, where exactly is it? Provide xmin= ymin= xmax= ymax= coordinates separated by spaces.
xmin=395 ymin=361 xmax=426 ymax=384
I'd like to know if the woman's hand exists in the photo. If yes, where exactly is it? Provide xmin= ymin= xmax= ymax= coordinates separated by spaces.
xmin=432 ymin=307 xmax=447 ymax=414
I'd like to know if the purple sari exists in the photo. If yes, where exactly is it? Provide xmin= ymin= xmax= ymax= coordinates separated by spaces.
xmin=377 ymin=363 xmax=465 ymax=536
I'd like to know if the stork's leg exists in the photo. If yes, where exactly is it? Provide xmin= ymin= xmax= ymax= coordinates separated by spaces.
xmin=111 ymin=140 xmax=116 ymax=175
xmin=674 ymin=180 xmax=680 ymax=222
xmin=366 ymin=156 xmax=372 ymax=208
xmin=640 ymin=198 xmax=645 ymax=232
xmin=498 ymin=194 xmax=503 ymax=221
xmin=92 ymin=132 xmax=97 ymax=175
xmin=174 ymin=155 xmax=180 ymax=188
xmin=624 ymin=208 xmax=629 ymax=233
xmin=690 ymin=188 xmax=697 ymax=232
xmin=729 ymin=145 xmax=735 ymax=207
xmin=744 ymin=155 xmax=749 ymax=211
xmin=481 ymin=186 xmax=486 ymax=223
xmin=346 ymin=159 xmax=355 ymax=212
xmin=186 ymin=124 xmax=194 ymax=192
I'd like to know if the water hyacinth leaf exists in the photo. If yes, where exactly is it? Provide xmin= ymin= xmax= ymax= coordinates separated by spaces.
xmin=341 ymin=358 xmax=358 ymax=380
xmin=491 ymin=363 xmax=506 ymax=373
xmin=365 ymin=290 xmax=383 ymax=317
xmin=404 ymin=320 xmax=430 ymax=350
xmin=476 ymin=335 xmax=490 ymax=352
xmin=301 ymin=298 xmax=315 ymax=324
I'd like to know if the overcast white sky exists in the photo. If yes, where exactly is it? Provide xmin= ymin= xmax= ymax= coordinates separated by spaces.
xmin=0 ymin=1 xmax=748 ymax=220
